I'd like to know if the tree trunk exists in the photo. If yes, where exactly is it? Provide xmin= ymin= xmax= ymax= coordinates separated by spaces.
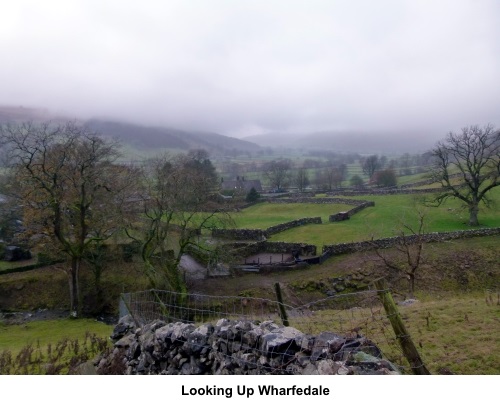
xmin=408 ymin=273 xmax=415 ymax=299
xmin=69 ymin=257 xmax=81 ymax=318
xmin=468 ymin=204 xmax=479 ymax=226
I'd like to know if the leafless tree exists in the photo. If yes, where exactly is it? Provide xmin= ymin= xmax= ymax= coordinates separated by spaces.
xmin=362 ymin=155 xmax=381 ymax=178
xmin=263 ymin=159 xmax=291 ymax=191
xmin=0 ymin=121 xmax=134 ymax=317
xmin=316 ymin=166 xmax=344 ymax=191
xmin=294 ymin=167 xmax=310 ymax=192
xmin=372 ymin=210 xmax=427 ymax=298
xmin=429 ymin=124 xmax=500 ymax=226
xmin=126 ymin=151 xmax=231 ymax=293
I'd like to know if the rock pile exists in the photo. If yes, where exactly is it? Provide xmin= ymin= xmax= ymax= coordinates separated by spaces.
xmin=95 ymin=316 xmax=400 ymax=375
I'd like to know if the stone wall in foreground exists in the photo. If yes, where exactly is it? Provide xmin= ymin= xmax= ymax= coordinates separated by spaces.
xmin=95 ymin=316 xmax=399 ymax=375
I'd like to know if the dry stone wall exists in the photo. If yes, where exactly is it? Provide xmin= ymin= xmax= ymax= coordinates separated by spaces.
xmin=266 ymin=217 xmax=322 ymax=235
xmin=212 ymin=217 xmax=322 ymax=241
xmin=95 ymin=315 xmax=400 ymax=375
xmin=228 ymin=241 xmax=317 ymax=259
xmin=332 ymin=188 xmax=440 ymax=196
xmin=212 ymin=228 xmax=266 ymax=241
xmin=329 ymin=201 xmax=375 ymax=222
xmin=323 ymin=228 xmax=500 ymax=256
xmin=265 ymin=197 xmax=370 ymax=205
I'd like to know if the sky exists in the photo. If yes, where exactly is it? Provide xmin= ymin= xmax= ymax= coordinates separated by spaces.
xmin=1 ymin=0 xmax=500 ymax=141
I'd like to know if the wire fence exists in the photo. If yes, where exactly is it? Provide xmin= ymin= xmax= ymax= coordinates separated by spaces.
xmin=119 ymin=286 xmax=422 ymax=374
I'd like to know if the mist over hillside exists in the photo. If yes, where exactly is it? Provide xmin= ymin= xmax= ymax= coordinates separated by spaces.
xmin=84 ymin=119 xmax=261 ymax=154
xmin=0 ymin=105 xmax=440 ymax=155
xmin=243 ymin=130 xmax=438 ymax=154
xmin=0 ymin=106 xmax=261 ymax=155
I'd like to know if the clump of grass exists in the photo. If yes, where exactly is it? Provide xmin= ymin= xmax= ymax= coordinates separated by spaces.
xmin=0 ymin=331 xmax=110 ymax=375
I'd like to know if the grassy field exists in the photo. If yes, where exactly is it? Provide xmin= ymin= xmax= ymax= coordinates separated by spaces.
xmin=0 ymin=258 xmax=37 ymax=272
xmin=0 ymin=318 xmax=113 ymax=374
xmin=251 ymin=191 xmax=500 ymax=247
xmin=290 ymin=292 xmax=500 ymax=375
xmin=0 ymin=318 xmax=112 ymax=355
xmin=232 ymin=202 xmax=354 ymax=229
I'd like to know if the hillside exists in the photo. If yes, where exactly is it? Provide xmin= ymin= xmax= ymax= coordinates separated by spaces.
xmin=84 ymin=119 xmax=261 ymax=154
xmin=0 ymin=105 xmax=62 ymax=123
xmin=0 ymin=106 xmax=261 ymax=155
xmin=244 ymin=129 xmax=439 ymax=154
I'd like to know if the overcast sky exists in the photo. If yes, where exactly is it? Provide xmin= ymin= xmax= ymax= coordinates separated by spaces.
xmin=1 ymin=0 xmax=499 ymax=140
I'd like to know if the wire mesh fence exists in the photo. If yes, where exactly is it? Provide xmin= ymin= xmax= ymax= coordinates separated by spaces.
xmin=119 ymin=286 xmax=422 ymax=374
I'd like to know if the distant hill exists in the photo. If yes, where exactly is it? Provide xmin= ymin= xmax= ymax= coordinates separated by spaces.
xmin=0 ymin=105 xmax=58 ymax=123
xmin=244 ymin=130 xmax=438 ymax=154
xmin=84 ymin=119 xmax=261 ymax=154
xmin=0 ymin=105 xmax=438 ymax=154
xmin=0 ymin=106 xmax=261 ymax=155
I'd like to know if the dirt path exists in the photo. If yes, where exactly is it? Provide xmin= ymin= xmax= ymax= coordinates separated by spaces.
xmin=179 ymin=254 xmax=207 ymax=280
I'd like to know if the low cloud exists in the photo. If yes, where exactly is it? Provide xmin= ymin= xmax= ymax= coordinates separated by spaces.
xmin=1 ymin=0 xmax=499 ymax=141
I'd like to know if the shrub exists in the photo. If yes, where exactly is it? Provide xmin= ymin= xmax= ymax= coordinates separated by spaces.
xmin=372 ymin=169 xmax=397 ymax=187
xmin=246 ymin=187 xmax=260 ymax=202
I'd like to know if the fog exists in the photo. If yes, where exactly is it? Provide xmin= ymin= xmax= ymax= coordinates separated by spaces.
xmin=1 ymin=0 xmax=499 ymax=142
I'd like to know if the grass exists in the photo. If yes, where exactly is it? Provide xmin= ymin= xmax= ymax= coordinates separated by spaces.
xmin=0 ymin=318 xmax=113 ymax=374
xmin=0 ymin=258 xmax=37 ymax=272
xmin=399 ymin=294 xmax=500 ymax=374
xmin=0 ymin=318 xmax=112 ymax=355
xmin=263 ymin=192 xmax=500 ymax=247
xmin=289 ymin=292 xmax=500 ymax=374
xmin=232 ymin=202 xmax=353 ymax=229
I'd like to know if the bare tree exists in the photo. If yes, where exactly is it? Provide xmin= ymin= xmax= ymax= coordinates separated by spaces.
xmin=294 ymin=167 xmax=310 ymax=192
xmin=127 ymin=151 xmax=231 ymax=293
xmin=0 ymin=121 xmax=133 ymax=317
xmin=429 ymin=124 xmax=500 ymax=226
xmin=263 ymin=159 xmax=291 ymax=191
xmin=372 ymin=210 xmax=427 ymax=298
xmin=316 ymin=166 xmax=343 ymax=190
xmin=362 ymin=155 xmax=381 ymax=178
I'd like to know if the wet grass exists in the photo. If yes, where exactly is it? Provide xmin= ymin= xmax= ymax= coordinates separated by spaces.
xmin=290 ymin=293 xmax=500 ymax=375
xmin=0 ymin=319 xmax=112 ymax=374
xmin=0 ymin=318 xmax=112 ymax=355
xmin=233 ymin=202 xmax=353 ymax=229
xmin=265 ymin=191 xmax=500 ymax=247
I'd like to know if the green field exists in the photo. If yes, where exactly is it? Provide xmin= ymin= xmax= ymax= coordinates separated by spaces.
xmin=0 ymin=258 xmax=37 ymax=272
xmin=233 ymin=190 xmax=500 ymax=247
xmin=0 ymin=318 xmax=113 ymax=374
xmin=232 ymin=202 xmax=353 ymax=229
xmin=0 ymin=319 xmax=112 ymax=355
xmin=291 ymin=293 xmax=500 ymax=375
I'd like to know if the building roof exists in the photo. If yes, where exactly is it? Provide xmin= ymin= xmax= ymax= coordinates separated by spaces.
xmin=221 ymin=178 xmax=262 ymax=192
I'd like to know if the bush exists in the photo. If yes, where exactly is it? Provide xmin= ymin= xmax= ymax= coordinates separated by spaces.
xmin=246 ymin=187 xmax=260 ymax=202
xmin=350 ymin=175 xmax=364 ymax=188
xmin=372 ymin=169 xmax=397 ymax=187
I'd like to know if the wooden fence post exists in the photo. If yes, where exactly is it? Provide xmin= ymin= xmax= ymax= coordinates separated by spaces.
xmin=374 ymin=279 xmax=431 ymax=375
xmin=274 ymin=282 xmax=289 ymax=326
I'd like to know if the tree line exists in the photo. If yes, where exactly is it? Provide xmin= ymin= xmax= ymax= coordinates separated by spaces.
xmin=0 ymin=121 xmax=229 ymax=317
